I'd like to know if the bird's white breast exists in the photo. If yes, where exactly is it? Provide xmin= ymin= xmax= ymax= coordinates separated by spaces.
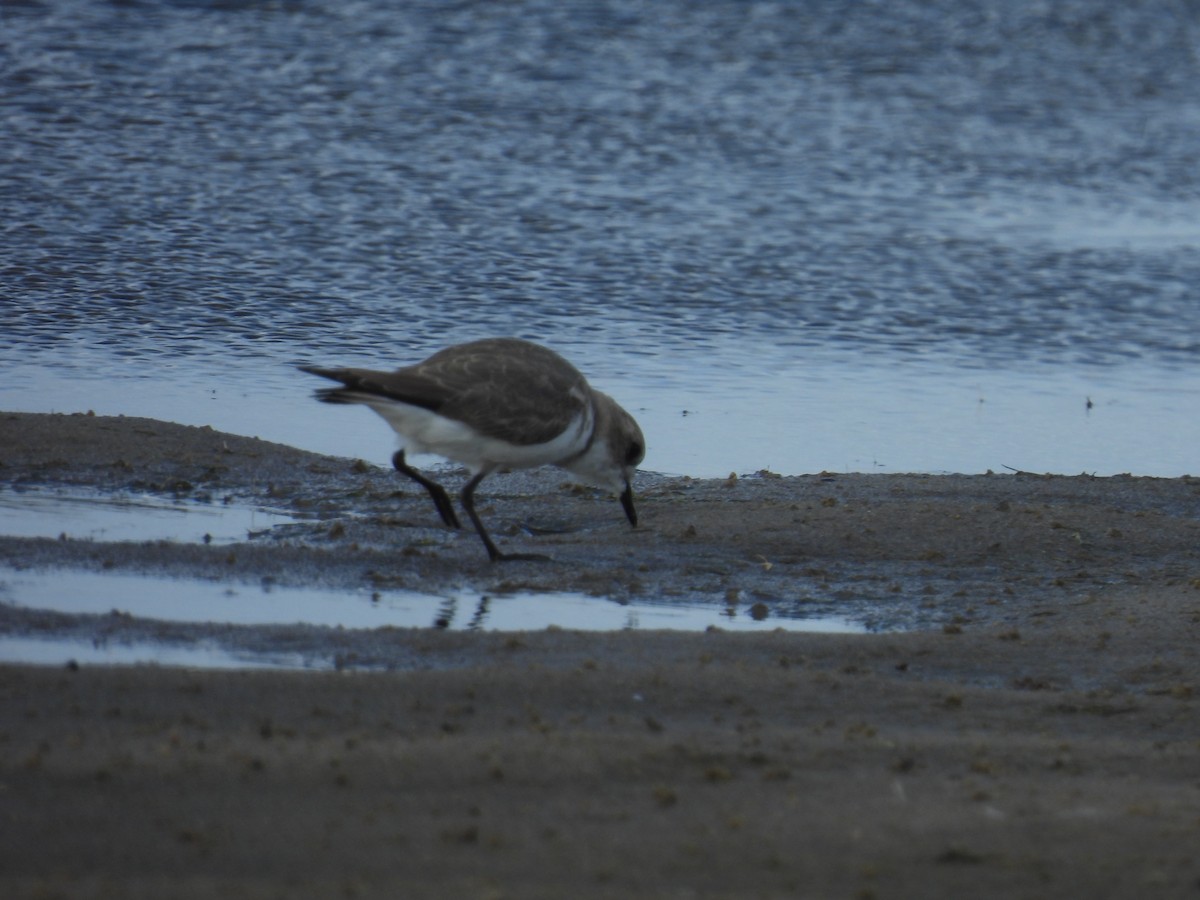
xmin=364 ymin=398 xmax=594 ymax=474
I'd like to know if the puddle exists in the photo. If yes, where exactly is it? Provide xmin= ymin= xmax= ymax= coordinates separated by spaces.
xmin=0 ymin=489 xmax=863 ymax=669
xmin=0 ymin=636 xmax=309 ymax=670
xmin=0 ymin=487 xmax=299 ymax=544
xmin=0 ymin=566 xmax=861 ymax=634
xmin=0 ymin=565 xmax=862 ymax=669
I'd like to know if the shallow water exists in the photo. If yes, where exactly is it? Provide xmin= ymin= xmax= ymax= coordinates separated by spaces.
xmin=0 ymin=564 xmax=860 ymax=635
xmin=6 ymin=354 xmax=1198 ymax=478
xmin=0 ymin=486 xmax=299 ymax=544
xmin=2 ymin=0 xmax=1198 ymax=478
xmin=0 ymin=636 xmax=301 ymax=670
xmin=0 ymin=490 xmax=862 ymax=667
xmin=0 ymin=564 xmax=862 ymax=669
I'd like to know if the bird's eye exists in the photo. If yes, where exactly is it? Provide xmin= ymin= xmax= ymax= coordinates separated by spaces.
xmin=625 ymin=441 xmax=643 ymax=466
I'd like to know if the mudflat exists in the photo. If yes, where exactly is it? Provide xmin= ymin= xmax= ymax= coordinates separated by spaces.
xmin=1 ymin=411 xmax=1198 ymax=898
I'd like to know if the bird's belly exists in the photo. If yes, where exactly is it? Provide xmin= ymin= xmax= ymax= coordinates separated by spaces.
xmin=366 ymin=401 xmax=591 ymax=473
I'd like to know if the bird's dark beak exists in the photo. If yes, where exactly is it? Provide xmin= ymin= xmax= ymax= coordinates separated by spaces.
xmin=620 ymin=481 xmax=637 ymax=527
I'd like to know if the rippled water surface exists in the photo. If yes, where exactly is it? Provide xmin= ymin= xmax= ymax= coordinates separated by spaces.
xmin=3 ymin=0 xmax=1199 ymax=475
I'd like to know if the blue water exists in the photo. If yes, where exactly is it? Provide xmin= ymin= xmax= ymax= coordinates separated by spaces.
xmin=3 ymin=0 xmax=1199 ymax=476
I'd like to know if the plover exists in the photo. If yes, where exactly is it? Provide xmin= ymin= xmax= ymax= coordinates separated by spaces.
xmin=300 ymin=338 xmax=645 ymax=561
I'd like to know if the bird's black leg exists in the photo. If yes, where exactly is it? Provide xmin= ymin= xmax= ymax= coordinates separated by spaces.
xmin=392 ymin=450 xmax=461 ymax=530
xmin=460 ymin=471 xmax=550 ymax=563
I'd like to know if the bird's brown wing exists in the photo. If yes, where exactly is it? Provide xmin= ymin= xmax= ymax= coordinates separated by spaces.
xmin=301 ymin=339 xmax=591 ymax=446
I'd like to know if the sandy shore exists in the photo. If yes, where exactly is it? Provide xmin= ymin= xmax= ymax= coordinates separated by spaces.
xmin=1 ymin=411 xmax=1198 ymax=897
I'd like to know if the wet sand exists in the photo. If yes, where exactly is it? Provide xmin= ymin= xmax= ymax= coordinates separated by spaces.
xmin=1 ymin=411 xmax=1199 ymax=898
